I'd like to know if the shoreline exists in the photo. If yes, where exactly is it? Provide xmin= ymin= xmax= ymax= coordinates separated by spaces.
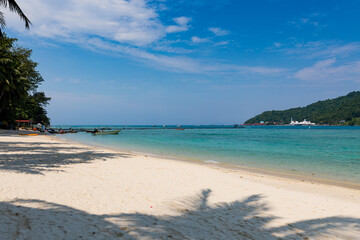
xmin=1 ymin=129 xmax=360 ymax=239
xmin=56 ymin=133 xmax=360 ymax=190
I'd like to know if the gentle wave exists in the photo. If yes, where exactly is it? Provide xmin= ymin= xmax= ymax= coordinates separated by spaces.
xmin=204 ymin=160 xmax=220 ymax=164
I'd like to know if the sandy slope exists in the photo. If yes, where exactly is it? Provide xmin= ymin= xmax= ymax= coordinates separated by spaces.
xmin=0 ymin=130 xmax=359 ymax=239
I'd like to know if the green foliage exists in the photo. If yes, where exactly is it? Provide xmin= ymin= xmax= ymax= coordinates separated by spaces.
xmin=245 ymin=92 xmax=360 ymax=125
xmin=0 ymin=35 xmax=50 ymax=126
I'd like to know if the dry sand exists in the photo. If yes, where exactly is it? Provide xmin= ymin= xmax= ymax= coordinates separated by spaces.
xmin=0 ymin=129 xmax=359 ymax=239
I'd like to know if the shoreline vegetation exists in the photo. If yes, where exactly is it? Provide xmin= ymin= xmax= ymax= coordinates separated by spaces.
xmin=1 ymin=129 xmax=359 ymax=239
xmin=0 ymin=35 xmax=50 ymax=129
xmin=245 ymin=91 xmax=360 ymax=126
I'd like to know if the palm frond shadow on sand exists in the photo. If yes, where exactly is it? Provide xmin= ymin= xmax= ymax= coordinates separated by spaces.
xmin=0 ymin=140 xmax=133 ymax=174
xmin=1 ymin=189 xmax=359 ymax=239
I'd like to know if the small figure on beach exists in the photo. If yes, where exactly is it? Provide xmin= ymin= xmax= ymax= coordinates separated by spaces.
xmin=92 ymin=129 xmax=99 ymax=135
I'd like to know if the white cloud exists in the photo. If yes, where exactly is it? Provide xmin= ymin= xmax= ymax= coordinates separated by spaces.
xmin=288 ymin=12 xmax=325 ymax=29
xmin=5 ymin=0 xmax=165 ymax=46
xmin=4 ymin=0 xmax=286 ymax=77
xmin=152 ymin=44 xmax=193 ymax=54
xmin=209 ymin=27 xmax=229 ymax=36
xmin=173 ymin=16 xmax=190 ymax=26
xmin=300 ymin=18 xmax=318 ymax=27
xmin=278 ymin=41 xmax=360 ymax=59
xmin=214 ymin=41 xmax=229 ymax=46
xmin=87 ymin=37 xmax=287 ymax=75
xmin=191 ymin=36 xmax=208 ymax=43
xmin=273 ymin=42 xmax=282 ymax=48
xmin=292 ymin=41 xmax=360 ymax=58
xmin=191 ymin=37 xmax=228 ymax=46
xmin=295 ymin=58 xmax=360 ymax=82
xmin=166 ymin=16 xmax=191 ymax=33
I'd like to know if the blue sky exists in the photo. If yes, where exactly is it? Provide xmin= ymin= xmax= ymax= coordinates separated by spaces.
xmin=4 ymin=0 xmax=360 ymax=124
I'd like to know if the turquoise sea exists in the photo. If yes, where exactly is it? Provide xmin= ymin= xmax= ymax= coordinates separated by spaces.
xmin=56 ymin=125 xmax=360 ymax=184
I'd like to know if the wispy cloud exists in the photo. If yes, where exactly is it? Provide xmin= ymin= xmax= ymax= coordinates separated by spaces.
xmin=191 ymin=36 xmax=209 ymax=43
xmin=191 ymin=36 xmax=229 ymax=47
xmin=213 ymin=41 xmax=229 ymax=46
xmin=87 ymin=38 xmax=287 ymax=75
xmin=273 ymin=42 xmax=282 ymax=48
xmin=5 ymin=0 xmax=285 ymax=77
xmin=272 ymin=41 xmax=360 ymax=59
xmin=208 ymin=27 xmax=229 ymax=36
xmin=152 ymin=44 xmax=193 ymax=54
xmin=166 ymin=16 xmax=191 ymax=33
xmin=288 ymin=12 xmax=325 ymax=29
xmin=295 ymin=58 xmax=360 ymax=82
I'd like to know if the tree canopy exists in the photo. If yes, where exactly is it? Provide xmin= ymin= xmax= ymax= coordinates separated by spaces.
xmin=0 ymin=35 xmax=50 ymax=127
xmin=245 ymin=92 xmax=360 ymax=126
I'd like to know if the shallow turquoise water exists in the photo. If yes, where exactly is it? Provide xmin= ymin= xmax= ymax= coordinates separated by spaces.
xmin=57 ymin=126 xmax=360 ymax=184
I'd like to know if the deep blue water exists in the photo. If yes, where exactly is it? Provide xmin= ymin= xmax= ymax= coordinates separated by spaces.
xmin=56 ymin=125 xmax=360 ymax=184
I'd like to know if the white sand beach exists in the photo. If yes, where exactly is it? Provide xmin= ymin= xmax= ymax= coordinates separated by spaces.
xmin=0 ymin=130 xmax=359 ymax=239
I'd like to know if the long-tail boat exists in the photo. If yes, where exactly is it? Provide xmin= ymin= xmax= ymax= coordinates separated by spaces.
xmin=92 ymin=130 xmax=121 ymax=135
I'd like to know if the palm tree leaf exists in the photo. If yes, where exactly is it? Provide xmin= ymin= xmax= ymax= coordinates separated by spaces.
xmin=0 ymin=11 xmax=5 ymax=29
xmin=0 ymin=0 xmax=31 ymax=29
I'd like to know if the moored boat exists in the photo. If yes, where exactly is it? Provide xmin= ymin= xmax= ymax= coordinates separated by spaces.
xmin=93 ymin=130 xmax=121 ymax=135
xmin=19 ymin=133 xmax=39 ymax=136
xmin=289 ymin=118 xmax=316 ymax=126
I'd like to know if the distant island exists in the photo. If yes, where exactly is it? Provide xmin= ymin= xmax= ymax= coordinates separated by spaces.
xmin=245 ymin=91 xmax=360 ymax=126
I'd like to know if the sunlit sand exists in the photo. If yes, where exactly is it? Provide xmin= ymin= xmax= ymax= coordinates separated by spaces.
xmin=0 ymin=130 xmax=359 ymax=239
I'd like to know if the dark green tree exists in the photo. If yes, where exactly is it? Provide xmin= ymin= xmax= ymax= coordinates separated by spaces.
xmin=0 ymin=35 xmax=50 ymax=126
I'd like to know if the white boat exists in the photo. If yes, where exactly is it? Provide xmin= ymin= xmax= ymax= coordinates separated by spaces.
xmin=289 ymin=118 xmax=316 ymax=126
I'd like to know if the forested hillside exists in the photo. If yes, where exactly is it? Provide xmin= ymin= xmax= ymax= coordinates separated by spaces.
xmin=245 ymin=92 xmax=360 ymax=125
